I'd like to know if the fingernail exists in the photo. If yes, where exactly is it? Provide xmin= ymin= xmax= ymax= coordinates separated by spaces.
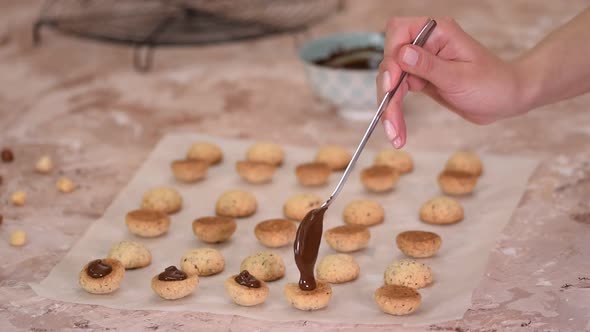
xmin=393 ymin=137 xmax=402 ymax=149
xmin=402 ymin=47 xmax=419 ymax=66
xmin=381 ymin=70 xmax=391 ymax=94
xmin=383 ymin=120 xmax=397 ymax=142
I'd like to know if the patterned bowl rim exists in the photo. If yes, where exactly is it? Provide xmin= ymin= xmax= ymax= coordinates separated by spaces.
xmin=298 ymin=31 xmax=384 ymax=73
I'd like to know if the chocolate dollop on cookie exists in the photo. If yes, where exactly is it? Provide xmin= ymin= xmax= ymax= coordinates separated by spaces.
xmin=234 ymin=270 xmax=261 ymax=288
xmin=158 ymin=266 xmax=187 ymax=281
xmin=87 ymin=259 xmax=113 ymax=278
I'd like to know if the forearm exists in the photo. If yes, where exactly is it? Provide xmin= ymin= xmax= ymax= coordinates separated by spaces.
xmin=515 ymin=7 xmax=590 ymax=110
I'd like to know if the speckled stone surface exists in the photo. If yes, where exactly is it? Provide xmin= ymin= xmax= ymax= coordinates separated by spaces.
xmin=1 ymin=1 xmax=589 ymax=331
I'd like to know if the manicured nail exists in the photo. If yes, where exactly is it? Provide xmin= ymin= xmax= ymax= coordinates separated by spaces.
xmin=402 ymin=47 xmax=419 ymax=66
xmin=393 ymin=137 xmax=402 ymax=149
xmin=381 ymin=70 xmax=392 ymax=94
xmin=383 ymin=120 xmax=397 ymax=142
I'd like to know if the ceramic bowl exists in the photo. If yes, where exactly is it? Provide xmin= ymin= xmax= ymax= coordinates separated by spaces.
xmin=299 ymin=32 xmax=384 ymax=120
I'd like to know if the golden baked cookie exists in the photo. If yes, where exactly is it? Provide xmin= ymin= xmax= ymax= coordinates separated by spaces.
xmin=316 ymin=254 xmax=360 ymax=284
xmin=79 ymin=258 xmax=125 ymax=294
xmin=10 ymin=191 xmax=26 ymax=206
xmin=35 ymin=155 xmax=54 ymax=174
xmin=215 ymin=190 xmax=257 ymax=218
xmin=224 ymin=270 xmax=269 ymax=306
xmin=125 ymin=209 xmax=171 ymax=237
xmin=360 ymin=165 xmax=399 ymax=193
xmin=9 ymin=230 xmax=27 ymax=247
xmin=396 ymin=230 xmax=442 ymax=258
xmin=151 ymin=266 xmax=199 ymax=300
xmin=284 ymin=281 xmax=332 ymax=311
xmin=240 ymin=251 xmax=285 ymax=282
xmin=384 ymin=259 xmax=433 ymax=289
xmin=295 ymin=162 xmax=331 ymax=187
xmin=141 ymin=187 xmax=182 ymax=214
xmin=56 ymin=177 xmax=76 ymax=193
xmin=246 ymin=141 xmax=284 ymax=166
xmin=445 ymin=151 xmax=483 ymax=176
xmin=108 ymin=241 xmax=152 ymax=269
xmin=419 ymin=196 xmax=464 ymax=225
xmin=236 ymin=160 xmax=276 ymax=184
xmin=374 ymin=149 xmax=414 ymax=174
xmin=171 ymin=159 xmax=208 ymax=183
xmin=192 ymin=216 xmax=237 ymax=243
xmin=254 ymin=218 xmax=297 ymax=248
xmin=438 ymin=170 xmax=478 ymax=195
xmin=324 ymin=225 xmax=371 ymax=253
xmin=283 ymin=193 xmax=322 ymax=221
xmin=342 ymin=200 xmax=385 ymax=226
xmin=186 ymin=142 xmax=223 ymax=165
xmin=314 ymin=145 xmax=351 ymax=171
xmin=180 ymin=248 xmax=225 ymax=276
xmin=374 ymin=284 xmax=421 ymax=316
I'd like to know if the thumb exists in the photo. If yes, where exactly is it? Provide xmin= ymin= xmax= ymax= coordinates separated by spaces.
xmin=398 ymin=45 xmax=457 ymax=88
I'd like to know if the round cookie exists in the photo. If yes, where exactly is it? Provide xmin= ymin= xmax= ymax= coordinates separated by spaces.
xmin=396 ymin=231 xmax=442 ymax=258
xmin=374 ymin=284 xmax=421 ymax=316
xmin=283 ymin=193 xmax=322 ymax=221
xmin=316 ymin=254 xmax=360 ymax=284
xmin=186 ymin=142 xmax=223 ymax=165
xmin=240 ymin=251 xmax=285 ymax=282
xmin=215 ymin=190 xmax=257 ymax=218
xmin=171 ymin=159 xmax=208 ymax=183
xmin=342 ymin=200 xmax=385 ymax=226
xmin=108 ymin=241 xmax=152 ymax=269
xmin=151 ymin=266 xmax=199 ymax=300
xmin=79 ymin=258 xmax=125 ymax=294
xmin=284 ymin=281 xmax=332 ymax=311
xmin=360 ymin=165 xmax=399 ymax=193
xmin=445 ymin=151 xmax=483 ymax=176
xmin=314 ymin=145 xmax=351 ymax=171
xmin=236 ymin=160 xmax=276 ymax=184
xmin=180 ymin=248 xmax=225 ymax=276
xmin=419 ymin=196 xmax=464 ymax=225
xmin=384 ymin=259 xmax=433 ymax=289
xmin=295 ymin=162 xmax=331 ymax=187
xmin=125 ymin=209 xmax=171 ymax=237
xmin=324 ymin=225 xmax=370 ymax=253
xmin=254 ymin=218 xmax=297 ymax=248
xmin=224 ymin=270 xmax=269 ymax=306
xmin=192 ymin=216 xmax=237 ymax=243
xmin=374 ymin=149 xmax=414 ymax=174
xmin=438 ymin=170 xmax=478 ymax=195
xmin=246 ymin=141 xmax=284 ymax=166
xmin=141 ymin=187 xmax=182 ymax=214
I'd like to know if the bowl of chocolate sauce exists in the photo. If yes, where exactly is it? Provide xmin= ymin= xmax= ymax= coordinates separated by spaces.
xmin=299 ymin=32 xmax=384 ymax=120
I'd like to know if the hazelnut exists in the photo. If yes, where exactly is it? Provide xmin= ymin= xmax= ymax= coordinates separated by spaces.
xmin=10 ymin=191 xmax=26 ymax=206
xmin=57 ymin=177 xmax=76 ymax=193
xmin=10 ymin=230 xmax=27 ymax=246
xmin=35 ymin=155 xmax=54 ymax=174
xmin=1 ymin=148 xmax=14 ymax=162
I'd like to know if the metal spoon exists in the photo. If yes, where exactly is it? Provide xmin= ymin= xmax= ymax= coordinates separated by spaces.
xmin=321 ymin=18 xmax=437 ymax=209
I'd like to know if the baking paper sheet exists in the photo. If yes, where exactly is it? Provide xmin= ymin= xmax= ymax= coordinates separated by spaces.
xmin=31 ymin=134 xmax=538 ymax=326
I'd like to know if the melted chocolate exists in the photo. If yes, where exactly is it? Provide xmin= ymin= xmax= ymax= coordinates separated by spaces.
xmin=234 ymin=270 xmax=261 ymax=288
xmin=314 ymin=47 xmax=383 ymax=70
xmin=293 ymin=206 xmax=328 ymax=291
xmin=87 ymin=259 xmax=112 ymax=278
xmin=158 ymin=266 xmax=187 ymax=281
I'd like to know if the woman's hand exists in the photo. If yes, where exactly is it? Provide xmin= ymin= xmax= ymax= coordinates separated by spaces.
xmin=377 ymin=17 xmax=529 ymax=149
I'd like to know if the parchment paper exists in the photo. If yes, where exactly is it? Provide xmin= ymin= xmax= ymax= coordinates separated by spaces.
xmin=31 ymin=134 xmax=538 ymax=326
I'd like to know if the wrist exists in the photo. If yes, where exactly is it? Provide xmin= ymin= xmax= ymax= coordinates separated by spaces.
xmin=511 ymin=54 xmax=543 ymax=114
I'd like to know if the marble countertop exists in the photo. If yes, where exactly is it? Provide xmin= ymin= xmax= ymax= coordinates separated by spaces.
xmin=1 ymin=1 xmax=589 ymax=331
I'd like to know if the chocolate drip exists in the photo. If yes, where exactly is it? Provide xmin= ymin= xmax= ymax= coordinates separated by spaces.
xmin=293 ymin=206 xmax=327 ymax=291
xmin=158 ymin=266 xmax=187 ymax=281
xmin=87 ymin=259 xmax=112 ymax=278
xmin=234 ymin=270 xmax=261 ymax=288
